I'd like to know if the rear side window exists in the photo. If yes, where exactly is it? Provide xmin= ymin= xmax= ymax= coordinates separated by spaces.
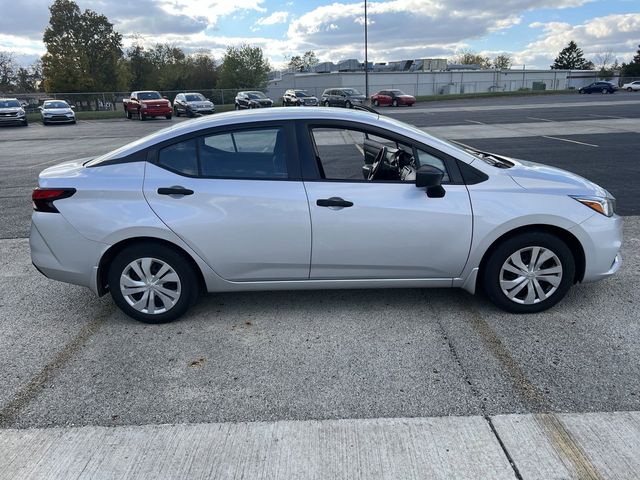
xmin=158 ymin=139 xmax=198 ymax=175
xmin=199 ymin=127 xmax=287 ymax=179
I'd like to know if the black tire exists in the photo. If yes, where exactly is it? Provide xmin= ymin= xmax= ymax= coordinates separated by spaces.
xmin=373 ymin=99 xmax=379 ymax=106
xmin=22 ymin=119 xmax=28 ymax=126
xmin=42 ymin=120 xmax=48 ymax=125
xmin=345 ymin=100 xmax=352 ymax=109
xmin=165 ymin=114 xmax=172 ymax=120
xmin=126 ymin=110 xmax=132 ymax=119
xmin=628 ymin=87 xmax=633 ymax=92
xmin=324 ymin=100 xmax=330 ymax=107
xmin=174 ymin=107 xmax=180 ymax=117
xmin=482 ymin=232 xmax=575 ymax=313
xmin=71 ymin=120 xmax=76 ymax=124
xmin=234 ymin=104 xmax=239 ymax=110
xmin=578 ymin=89 xmax=584 ymax=94
xmin=108 ymin=243 xmax=199 ymax=324
xmin=139 ymin=111 xmax=145 ymax=120
xmin=392 ymin=99 xmax=398 ymax=107
xmin=601 ymin=88 xmax=608 ymax=94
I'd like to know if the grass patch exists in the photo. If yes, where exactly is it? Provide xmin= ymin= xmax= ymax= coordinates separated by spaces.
xmin=414 ymin=89 xmax=574 ymax=103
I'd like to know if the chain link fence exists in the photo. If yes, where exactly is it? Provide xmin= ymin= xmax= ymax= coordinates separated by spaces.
xmin=4 ymin=75 xmax=639 ymax=113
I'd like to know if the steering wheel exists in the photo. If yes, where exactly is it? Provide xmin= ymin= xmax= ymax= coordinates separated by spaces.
xmin=367 ymin=146 xmax=387 ymax=181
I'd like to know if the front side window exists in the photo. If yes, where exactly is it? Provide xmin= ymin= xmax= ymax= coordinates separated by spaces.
xmin=309 ymin=126 xmax=432 ymax=182
xmin=199 ymin=127 xmax=287 ymax=179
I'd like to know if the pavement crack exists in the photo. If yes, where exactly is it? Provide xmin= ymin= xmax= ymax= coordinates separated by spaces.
xmin=0 ymin=313 xmax=110 ymax=428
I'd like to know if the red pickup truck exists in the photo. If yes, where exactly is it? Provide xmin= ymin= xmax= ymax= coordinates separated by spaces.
xmin=123 ymin=91 xmax=172 ymax=120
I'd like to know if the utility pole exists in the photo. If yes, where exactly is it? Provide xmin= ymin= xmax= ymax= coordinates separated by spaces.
xmin=364 ymin=0 xmax=369 ymax=98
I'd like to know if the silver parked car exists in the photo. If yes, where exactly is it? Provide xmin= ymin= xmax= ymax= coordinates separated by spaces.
xmin=0 ymin=98 xmax=28 ymax=126
xmin=40 ymin=100 xmax=76 ymax=125
xmin=31 ymin=108 xmax=622 ymax=323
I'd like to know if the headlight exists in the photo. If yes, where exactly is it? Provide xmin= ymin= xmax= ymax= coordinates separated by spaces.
xmin=18 ymin=109 xmax=25 ymax=116
xmin=571 ymin=195 xmax=616 ymax=217
xmin=141 ymin=103 xmax=148 ymax=109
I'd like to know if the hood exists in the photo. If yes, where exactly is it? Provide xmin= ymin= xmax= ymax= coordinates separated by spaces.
xmin=0 ymin=107 xmax=22 ymax=113
xmin=505 ymin=157 xmax=608 ymax=197
xmin=141 ymin=99 xmax=170 ymax=106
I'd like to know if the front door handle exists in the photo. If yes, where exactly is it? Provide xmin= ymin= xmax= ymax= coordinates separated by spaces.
xmin=316 ymin=197 xmax=353 ymax=208
xmin=157 ymin=187 xmax=194 ymax=196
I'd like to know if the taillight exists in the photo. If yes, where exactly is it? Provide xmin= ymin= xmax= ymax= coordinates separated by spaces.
xmin=32 ymin=188 xmax=76 ymax=213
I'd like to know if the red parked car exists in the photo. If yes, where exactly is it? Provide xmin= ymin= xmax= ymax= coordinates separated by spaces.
xmin=123 ymin=91 xmax=172 ymax=120
xmin=371 ymin=90 xmax=416 ymax=107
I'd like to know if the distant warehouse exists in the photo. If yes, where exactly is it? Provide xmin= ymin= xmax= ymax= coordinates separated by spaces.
xmin=267 ymin=57 xmax=611 ymax=100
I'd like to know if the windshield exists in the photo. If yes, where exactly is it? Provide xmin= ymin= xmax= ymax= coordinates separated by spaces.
xmin=295 ymin=91 xmax=310 ymax=97
xmin=247 ymin=92 xmax=266 ymax=99
xmin=138 ymin=92 xmax=162 ymax=100
xmin=0 ymin=100 xmax=20 ymax=108
xmin=342 ymin=89 xmax=361 ymax=96
xmin=43 ymin=101 xmax=69 ymax=109
xmin=185 ymin=94 xmax=205 ymax=101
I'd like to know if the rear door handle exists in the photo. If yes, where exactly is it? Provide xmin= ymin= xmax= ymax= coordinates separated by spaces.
xmin=316 ymin=197 xmax=353 ymax=208
xmin=157 ymin=187 xmax=194 ymax=196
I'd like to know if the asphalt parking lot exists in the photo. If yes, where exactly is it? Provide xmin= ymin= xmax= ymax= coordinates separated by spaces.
xmin=1 ymin=92 xmax=639 ymax=478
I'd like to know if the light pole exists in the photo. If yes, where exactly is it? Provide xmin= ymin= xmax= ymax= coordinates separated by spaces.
xmin=364 ymin=0 xmax=369 ymax=99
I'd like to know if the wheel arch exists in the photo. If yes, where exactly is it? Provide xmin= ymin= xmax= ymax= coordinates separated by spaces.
xmin=476 ymin=224 xmax=586 ymax=290
xmin=96 ymin=236 xmax=207 ymax=296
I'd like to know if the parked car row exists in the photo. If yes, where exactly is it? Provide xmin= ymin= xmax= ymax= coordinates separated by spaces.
xmin=279 ymin=88 xmax=417 ymax=109
xmin=0 ymin=97 xmax=78 ymax=126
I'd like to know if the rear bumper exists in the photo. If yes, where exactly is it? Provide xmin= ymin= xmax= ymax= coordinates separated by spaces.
xmin=30 ymin=212 xmax=108 ymax=294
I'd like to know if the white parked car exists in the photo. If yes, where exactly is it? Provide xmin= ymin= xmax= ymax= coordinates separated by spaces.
xmin=30 ymin=108 xmax=622 ymax=323
xmin=40 ymin=100 xmax=76 ymax=125
xmin=621 ymin=81 xmax=640 ymax=92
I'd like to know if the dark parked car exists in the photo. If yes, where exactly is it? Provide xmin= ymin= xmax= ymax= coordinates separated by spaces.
xmin=371 ymin=90 xmax=416 ymax=107
xmin=234 ymin=91 xmax=273 ymax=109
xmin=321 ymin=88 xmax=367 ymax=108
xmin=282 ymin=89 xmax=319 ymax=106
xmin=578 ymin=82 xmax=617 ymax=94
xmin=174 ymin=93 xmax=215 ymax=117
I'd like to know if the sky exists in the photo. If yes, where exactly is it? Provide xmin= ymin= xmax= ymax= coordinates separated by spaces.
xmin=0 ymin=0 xmax=638 ymax=69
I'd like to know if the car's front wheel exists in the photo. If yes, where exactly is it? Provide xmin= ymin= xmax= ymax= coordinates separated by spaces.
xmin=482 ymin=232 xmax=575 ymax=313
xmin=392 ymin=99 xmax=398 ymax=107
xmin=108 ymin=244 xmax=199 ymax=323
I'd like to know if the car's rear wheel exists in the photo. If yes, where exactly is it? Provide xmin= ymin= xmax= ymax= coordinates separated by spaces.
xmin=601 ymin=88 xmax=608 ymax=94
xmin=627 ymin=87 xmax=633 ymax=92
xmin=126 ymin=110 xmax=132 ymax=119
xmin=345 ymin=100 xmax=352 ymax=109
xmin=108 ymin=244 xmax=199 ymax=323
xmin=373 ymin=99 xmax=379 ymax=106
xmin=482 ymin=232 xmax=575 ymax=313
xmin=165 ymin=114 xmax=172 ymax=120
xmin=324 ymin=100 xmax=330 ymax=107
xmin=174 ymin=107 xmax=180 ymax=117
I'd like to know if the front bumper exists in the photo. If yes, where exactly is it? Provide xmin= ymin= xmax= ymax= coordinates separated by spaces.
xmin=570 ymin=213 xmax=623 ymax=283
xmin=0 ymin=115 xmax=27 ymax=124
xmin=42 ymin=115 xmax=75 ymax=123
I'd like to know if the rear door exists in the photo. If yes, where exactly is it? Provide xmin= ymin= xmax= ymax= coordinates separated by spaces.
xmin=144 ymin=122 xmax=311 ymax=281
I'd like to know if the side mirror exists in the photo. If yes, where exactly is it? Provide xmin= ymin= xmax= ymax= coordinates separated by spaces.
xmin=416 ymin=165 xmax=445 ymax=198
xmin=163 ymin=96 xmax=169 ymax=100
xmin=38 ymin=106 xmax=43 ymax=110
xmin=70 ymin=105 xmax=75 ymax=110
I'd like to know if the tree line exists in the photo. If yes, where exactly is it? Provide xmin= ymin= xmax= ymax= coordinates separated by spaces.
xmin=0 ymin=0 xmax=271 ymax=94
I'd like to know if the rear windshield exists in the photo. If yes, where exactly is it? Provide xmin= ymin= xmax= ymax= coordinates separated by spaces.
xmin=43 ymin=101 xmax=69 ymax=109
xmin=185 ymin=94 xmax=205 ymax=101
xmin=0 ymin=99 xmax=20 ymax=108
xmin=138 ymin=92 xmax=162 ymax=100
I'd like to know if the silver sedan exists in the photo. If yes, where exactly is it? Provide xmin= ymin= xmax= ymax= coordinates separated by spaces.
xmin=30 ymin=108 xmax=622 ymax=323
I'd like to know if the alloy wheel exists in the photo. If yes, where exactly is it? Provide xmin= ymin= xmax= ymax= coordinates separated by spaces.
xmin=119 ymin=257 xmax=181 ymax=314
xmin=499 ymin=246 xmax=562 ymax=305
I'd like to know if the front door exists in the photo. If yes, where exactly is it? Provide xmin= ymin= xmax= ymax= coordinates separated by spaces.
xmin=302 ymin=124 xmax=473 ymax=279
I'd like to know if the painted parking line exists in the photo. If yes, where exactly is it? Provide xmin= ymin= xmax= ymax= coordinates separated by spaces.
xmin=541 ymin=136 xmax=599 ymax=147
xmin=526 ymin=117 xmax=555 ymax=122
xmin=465 ymin=119 xmax=485 ymax=125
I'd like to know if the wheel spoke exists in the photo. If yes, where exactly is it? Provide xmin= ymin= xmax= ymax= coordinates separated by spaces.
xmin=523 ymin=281 xmax=536 ymax=304
xmin=537 ymin=274 xmax=561 ymax=287
xmin=529 ymin=247 xmax=541 ymax=271
xmin=147 ymin=290 xmax=156 ymax=314
xmin=131 ymin=290 xmax=150 ymax=311
xmin=155 ymin=290 xmax=176 ymax=309
xmin=153 ymin=263 xmax=171 ymax=281
xmin=536 ymin=265 xmax=562 ymax=275
xmin=130 ymin=261 xmax=145 ymax=281
xmin=121 ymin=275 xmax=145 ymax=288
xmin=122 ymin=286 xmax=147 ymax=296
xmin=507 ymin=279 xmax=529 ymax=299
xmin=502 ymin=262 xmax=526 ymax=276
xmin=534 ymin=249 xmax=554 ymax=269
xmin=500 ymin=277 xmax=527 ymax=290
xmin=159 ymin=272 xmax=179 ymax=283
xmin=155 ymin=285 xmax=180 ymax=300
xmin=509 ymin=252 xmax=528 ymax=273
xmin=532 ymin=278 xmax=547 ymax=301
xmin=140 ymin=258 xmax=153 ymax=281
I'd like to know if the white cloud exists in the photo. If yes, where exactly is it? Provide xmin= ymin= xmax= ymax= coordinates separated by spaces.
xmin=255 ymin=11 xmax=290 ymax=26
xmin=514 ymin=14 xmax=640 ymax=67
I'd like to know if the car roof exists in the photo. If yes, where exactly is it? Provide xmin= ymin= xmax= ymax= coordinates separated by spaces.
xmin=93 ymin=107 xmax=474 ymax=166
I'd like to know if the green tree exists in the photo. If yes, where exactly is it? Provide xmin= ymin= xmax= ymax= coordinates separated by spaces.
xmin=0 ymin=52 xmax=17 ymax=91
xmin=451 ymin=50 xmax=491 ymax=69
xmin=185 ymin=50 xmax=218 ymax=89
xmin=218 ymin=45 xmax=270 ymax=89
xmin=621 ymin=44 xmax=640 ymax=78
xmin=492 ymin=53 xmax=512 ymax=70
xmin=551 ymin=41 xmax=593 ymax=70
xmin=42 ymin=0 xmax=123 ymax=92
xmin=288 ymin=50 xmax=319 ymax=71
xmin=123 ymin=44 xmax=155 ymax=91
